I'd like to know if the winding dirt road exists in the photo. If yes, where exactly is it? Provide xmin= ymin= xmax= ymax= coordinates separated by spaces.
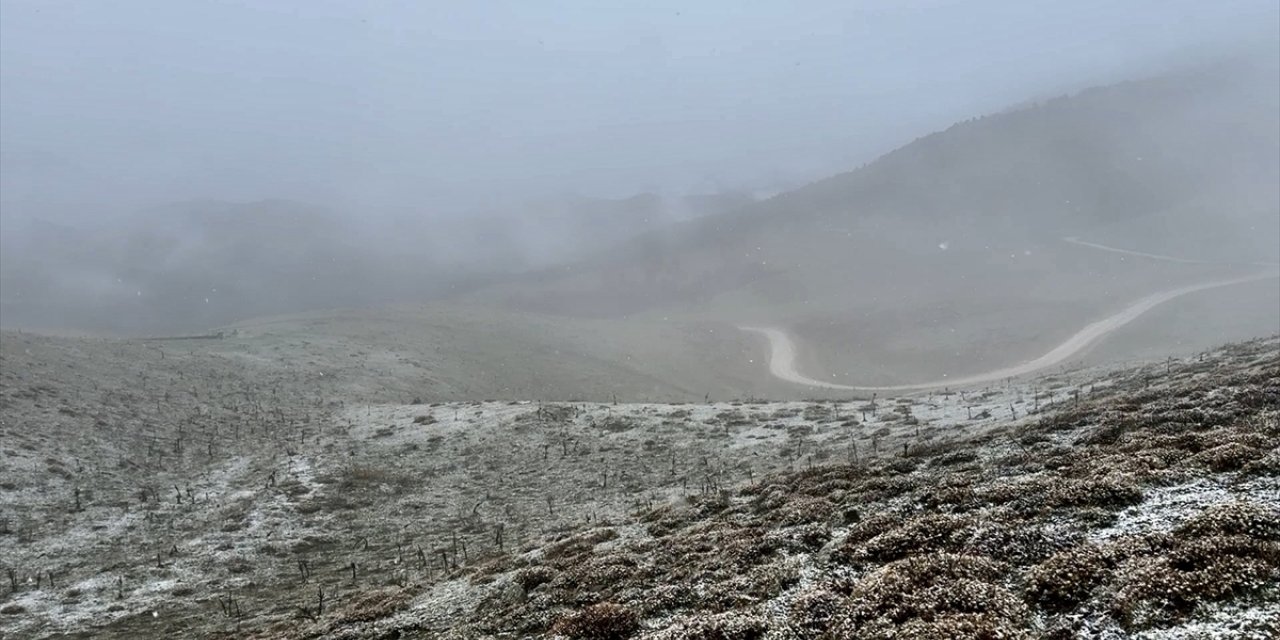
xmin=1063 ymin=236 xmax=1280 ymax=268
xmin=742 ymin=268 xmax=1278 ymax=392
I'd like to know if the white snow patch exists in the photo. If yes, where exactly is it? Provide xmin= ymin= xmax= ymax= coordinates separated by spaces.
xmin=1133 ymin=599 xmax=1280 ymax=639
xmin=1092 ymin=476 xmax=1280 ymax=542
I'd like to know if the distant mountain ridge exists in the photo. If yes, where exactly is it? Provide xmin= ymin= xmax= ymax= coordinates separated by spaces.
xmin=475 ymin=63 xmax=1279 ymax=319
xmin=2 ymin=63 xmax=1275 ymax=340
xmin=0 ymin=190 xmax=763 ymax=333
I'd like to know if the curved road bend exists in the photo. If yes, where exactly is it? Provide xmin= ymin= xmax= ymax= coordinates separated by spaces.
xmin=741 ymin=270 xmax=1278 ymax=392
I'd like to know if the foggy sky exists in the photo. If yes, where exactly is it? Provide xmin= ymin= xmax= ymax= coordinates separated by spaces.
xmin=2 ymin=0 xmax=1278 ymax=223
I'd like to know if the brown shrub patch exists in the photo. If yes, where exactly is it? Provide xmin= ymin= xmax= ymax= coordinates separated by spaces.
xmin=828 ymin=554 xmax=1025 ymax=638
xmin=551 ymin=602 xmax=639 ymax=640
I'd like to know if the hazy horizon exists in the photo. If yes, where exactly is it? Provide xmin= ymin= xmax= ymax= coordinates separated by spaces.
xmin=3 ymin=1 xmax=1277 ymax=224
xmin=1 ymin=1 xmax=1277 ymax=337
xmin=4 ymin=5 xmax=1280 ymax=637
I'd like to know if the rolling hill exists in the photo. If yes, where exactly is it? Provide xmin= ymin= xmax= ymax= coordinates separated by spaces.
xmin=471 ymin=62 xmax=1280 ymax=386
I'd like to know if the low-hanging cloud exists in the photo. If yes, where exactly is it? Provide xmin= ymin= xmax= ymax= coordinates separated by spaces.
xmin=1 ymin=1 xmax=1277 ymax=333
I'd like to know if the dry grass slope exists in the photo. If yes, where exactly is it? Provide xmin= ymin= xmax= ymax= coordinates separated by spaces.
xmin=1 ymin=334 xmax=1276 ymax=638
xmin=284 ymin=338 xmax=1275 ymax=639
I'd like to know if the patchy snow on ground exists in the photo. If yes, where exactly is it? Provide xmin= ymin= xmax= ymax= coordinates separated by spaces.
xmin=1092 ymin=479 xmax=1233 ymax=541
xmin=1092 ymin=476 xmax=1280 ymax=542
xmin=1133 ymin=599 xmax=1280 ymax=639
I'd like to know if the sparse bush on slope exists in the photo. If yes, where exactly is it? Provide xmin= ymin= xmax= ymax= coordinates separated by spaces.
xmin=432 ymin=339 xmax=1279 ymax=639
xmin=9 ymin=337 xmax=1274 ymax=639
xmin=551 ymin=602 xmax=639 ymax=640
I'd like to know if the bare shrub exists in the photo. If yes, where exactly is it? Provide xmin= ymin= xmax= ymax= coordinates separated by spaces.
xmin=1045 ymin=475 xmax=1142 ymax=509
xmin=1175 ymin=501 xmax=1280 ymax=540
xmin=644 ymin=610 xmax=770 ymax=640
xmin=788 ymin=588 xmax=842 ymax=637
xmin=771 ymin=496 xmax=836 ymax=526
xmin=1110 ymin=536 xmax=1279 ymax=629
xmin=334 ymin=587 xmax=414 ymax=624
xmin=838 ymin=513 xmax=976 ymax=567
xmin=514 ymin=566 xmax=558 ymax=593
xmin=550 ymin=602 xmax=639 ymax=640
xmin=1185 ymin=442 xmax=1265 ymax=472
xmin=828 ymin=554 xmax=1026 ymax=638
xmin=1026 ymin=543 xmax=1116 ymax=609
